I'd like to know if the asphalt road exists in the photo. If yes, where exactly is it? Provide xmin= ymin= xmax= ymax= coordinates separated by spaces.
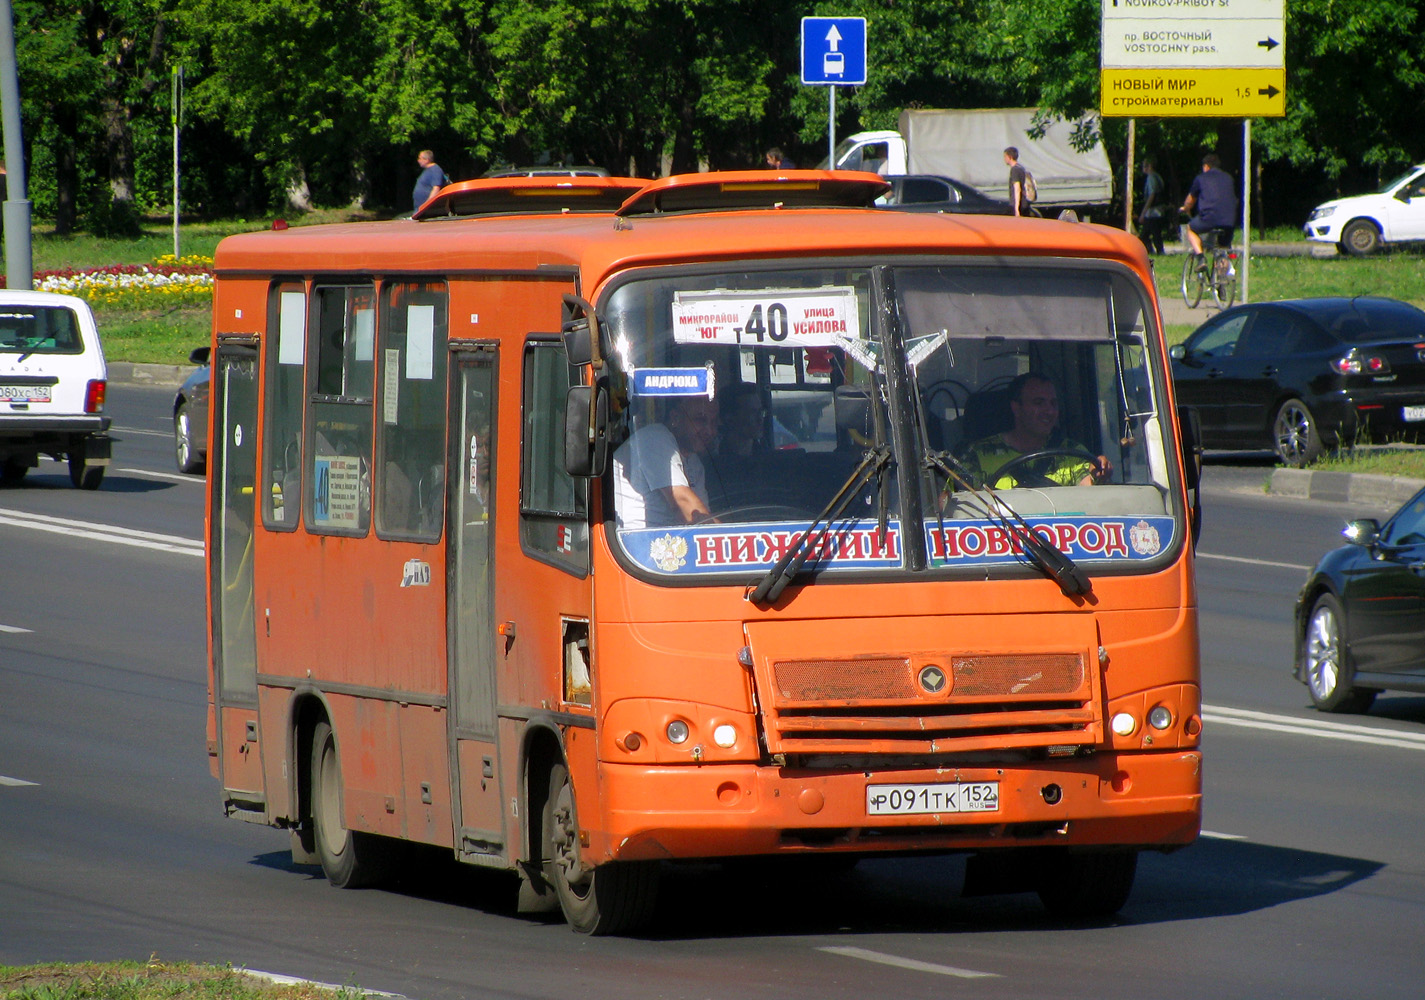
xmin=2 ymin=384 xmax=1422 ymax=999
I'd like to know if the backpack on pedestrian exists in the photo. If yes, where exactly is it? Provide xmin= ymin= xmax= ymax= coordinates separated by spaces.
xmin=1023 ymin=170 xmax=1038 ymax=203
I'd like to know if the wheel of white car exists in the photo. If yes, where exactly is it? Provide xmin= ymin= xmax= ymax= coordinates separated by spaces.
xmin=1339 ymin=219 xmax=1381 ymax=256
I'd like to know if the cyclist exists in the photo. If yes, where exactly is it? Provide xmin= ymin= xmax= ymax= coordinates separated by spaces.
xmin=1180 ymin=153 xmax=1238 ymax=255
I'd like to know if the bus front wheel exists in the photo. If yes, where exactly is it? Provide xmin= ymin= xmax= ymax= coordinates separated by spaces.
xmin=311 ymin=720 xmax=389 ymax=888
xmin=1037 ymin=849 xmax=1138 ymax=920
xmin=542 ymin=761 xmax=658 ymax=935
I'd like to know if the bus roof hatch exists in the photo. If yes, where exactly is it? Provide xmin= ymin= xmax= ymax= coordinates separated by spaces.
xmin=413 ymin=175 xmax=648 ymax=220
xmin=615 ymin=170 xmax=890 ymax=217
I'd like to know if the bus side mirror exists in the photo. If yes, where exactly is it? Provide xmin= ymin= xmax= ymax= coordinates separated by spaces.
xmin=564 ymin=382 xmax=609 ymax=478
xmin=562 ymin=321 xmax=593 ymax=367
xmin=1178 ymin=405 xmax=1204 ymax=547
xmin=1177 ymin=405 xmax=1203 ymax=490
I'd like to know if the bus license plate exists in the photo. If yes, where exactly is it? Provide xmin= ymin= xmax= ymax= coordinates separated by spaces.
xmin=1403 ymin=405 xmax=1425 ymax=422
xmin=866 ymin=781 xmax=999 ymax=816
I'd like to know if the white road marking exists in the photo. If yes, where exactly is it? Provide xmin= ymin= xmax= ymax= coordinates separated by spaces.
xmin=1197 ymin=552 xmax=1310 ymax=572
xmin=818 ymin=945 xmax=999 ymax=980
xmin=119 ymin=467 xmax=203 ymax=483
xmin=1203 ymin=704 xmax=1425 ymax=751
xmin=111 ymin=425 xmax=172 ymax=439
xmin=242 ymin=970 xmax=405 ymax=998
xmin=1200 ymin=830 xmax=1247 ymax=840
xmin=0 ymin=623 xmax=33 ymax=633
xmin=0 ymin=775 xmax=39 ymax=787
xmin=0 ymin=506 xmax=203 ymax=558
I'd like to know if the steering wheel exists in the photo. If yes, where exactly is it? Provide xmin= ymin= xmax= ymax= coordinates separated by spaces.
xmin=713 ymin=504 xmax=818 ymax=523
xmin=991 ymin=447 xmax=1101 ymax=488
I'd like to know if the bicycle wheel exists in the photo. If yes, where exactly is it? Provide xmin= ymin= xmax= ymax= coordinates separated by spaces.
xmin=1180 ymin=252 xmax=1204 ymax=308
xmin=1210 ymin=250 xmax=1237 ymax=309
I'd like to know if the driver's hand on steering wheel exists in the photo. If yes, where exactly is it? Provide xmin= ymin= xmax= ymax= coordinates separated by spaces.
xmin=1083 ymin=455 xmax=1112 ymax=485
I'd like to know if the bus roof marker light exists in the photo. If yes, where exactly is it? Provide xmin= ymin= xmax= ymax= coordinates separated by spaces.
xmin=1111 ymin=713 xmax=1137 ymax=737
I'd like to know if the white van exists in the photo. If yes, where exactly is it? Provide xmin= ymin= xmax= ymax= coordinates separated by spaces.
xmin=1303 ymin=164 xmax=1425 ymax=256
xmin=0 ymin=290 xmax=112 ymax=488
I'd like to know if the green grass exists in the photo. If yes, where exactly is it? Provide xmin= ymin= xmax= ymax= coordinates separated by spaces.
xmin=1151 ymin=247 xmax=1425 ymax=312
xmin=1310 ymin=445 xmax=1425 ymax=479
xmin=0 ymin=961 xmax=375 ymax=1000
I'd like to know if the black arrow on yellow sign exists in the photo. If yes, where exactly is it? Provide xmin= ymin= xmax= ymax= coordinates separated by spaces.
xmin=1259 ymin=85 xmax=1281 ymax=98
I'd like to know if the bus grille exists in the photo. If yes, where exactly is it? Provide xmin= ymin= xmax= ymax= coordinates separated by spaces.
xmin=760 ymin=652 xmax=1099 ymax=756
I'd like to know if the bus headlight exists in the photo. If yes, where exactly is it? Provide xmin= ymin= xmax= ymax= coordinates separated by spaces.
xmin=712 ymin=724 xmax=737 ymax=748
xmin=666 ymin=720 xmax=690 ymax=744
xmin=1147 ymin=705 xmax=1174 ymax=731
xmin=1111 ymin=712 xmax=1138 ymax=737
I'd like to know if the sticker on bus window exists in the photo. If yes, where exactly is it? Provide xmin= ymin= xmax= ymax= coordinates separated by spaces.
xmin=631 ymin=367 xmax=715 ymax=398
xmin=671 ymin=287 xmax=861 ymax=348
xmin=313 ymin=455 xmax=362 ymax=527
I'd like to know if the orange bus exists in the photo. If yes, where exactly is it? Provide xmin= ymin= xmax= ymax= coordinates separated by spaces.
xmin=205 ymin=171 xmax=1203 ymax=935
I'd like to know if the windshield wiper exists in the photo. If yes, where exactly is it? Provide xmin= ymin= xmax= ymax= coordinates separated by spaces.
xmin=748 ymin=443 xmax=893 ymax=606
xmin=909 ymin=384 xmax=1090 ymax=598
xmin=923 ymin=449 xmax=1091 ymax=597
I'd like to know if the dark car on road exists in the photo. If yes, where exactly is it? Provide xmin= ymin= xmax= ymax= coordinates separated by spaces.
xmin=173 ymin=346 xmax=209 ymax=474
xmin=877 ymin=174 xmax=1012 ymax=215
xmin=1295 ymin=488 xmax=1425 ymax=712
xmin=1170 ymin=297 xmax=1425 ymax=466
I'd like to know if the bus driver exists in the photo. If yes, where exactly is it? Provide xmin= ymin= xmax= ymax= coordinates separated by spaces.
xmin=612 ymin=395 xmax=719 ymax=529
xmin=962 ymin=372 xmax=1110 ymax=489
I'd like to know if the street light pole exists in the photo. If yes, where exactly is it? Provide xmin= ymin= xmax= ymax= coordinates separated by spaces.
xmin=0 ymin=0 xmax=32 ymax=290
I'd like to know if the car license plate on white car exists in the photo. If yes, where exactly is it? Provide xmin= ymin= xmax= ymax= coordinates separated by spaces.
xmin=1403 ymin=405 xmax=1425 ymax=422
xmin=0 ymin=384 xmax=51 ymax=404
xmin=866 ymin=781 xmax=999 ymax=816
xmin=0 ymin=384 xmax=51 ymax=403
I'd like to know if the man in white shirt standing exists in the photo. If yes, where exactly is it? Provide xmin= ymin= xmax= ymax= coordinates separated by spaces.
xmin=612 ymin=395 xmax=719 ymax=529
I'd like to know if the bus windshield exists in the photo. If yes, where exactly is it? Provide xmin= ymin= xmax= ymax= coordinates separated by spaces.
xmin=601 ymin=260 xmax=1176 ymax=580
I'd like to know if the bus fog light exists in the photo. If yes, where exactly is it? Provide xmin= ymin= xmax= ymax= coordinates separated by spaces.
xmin=713 ymin=724 xmax=737 ymax=748
xmin=666 ymin=720 xmax=690 ymax=744
xmin=1148 ymin=705 xmax=1174 ymax=731
xmin=620 ymin=732 xmax=643 ymax=752
xmin=1111 ymin=712 xmax=1138 ymax=737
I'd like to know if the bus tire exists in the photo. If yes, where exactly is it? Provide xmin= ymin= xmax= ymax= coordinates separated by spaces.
xmin=543 ymin=761 xmax=658 ymax=935
xmin=1037 ymin=849 xmax=1137 ymax=920
xmin=311 ymin=720 xmax=389 ymax=888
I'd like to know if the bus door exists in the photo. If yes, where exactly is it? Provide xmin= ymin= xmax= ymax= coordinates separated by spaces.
xmin=209 ymin=341 xmax=263 ymax=807
xmin=447 ymin=346 xmax=504 ymax=859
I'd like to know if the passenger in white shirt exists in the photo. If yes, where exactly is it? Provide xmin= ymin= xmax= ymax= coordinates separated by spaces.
xmin=612 ymin=395 xmax=719 ymax=529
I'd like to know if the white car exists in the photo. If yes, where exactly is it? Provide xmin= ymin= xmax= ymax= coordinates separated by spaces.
xmin=1303 ymin=164 xmax=1425 ymax=256
xmin=0 ymin=290 xmax=111 ymax=489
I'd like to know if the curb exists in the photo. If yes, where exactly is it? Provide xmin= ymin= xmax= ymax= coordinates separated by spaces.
xmin=108 ymin=361 xmax=194 ymax=388
xmin=1269 ymin=468 xmax=1425 ymax=507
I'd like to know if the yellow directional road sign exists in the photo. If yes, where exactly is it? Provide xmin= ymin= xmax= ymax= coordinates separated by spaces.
xmin=1101 ymin=67 xmax=1285 ymax=118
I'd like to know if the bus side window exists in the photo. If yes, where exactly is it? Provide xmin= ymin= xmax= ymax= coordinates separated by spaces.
xmin=376 ymin=281 xmax=448 ymax=541
xmin=263 ymin=283 xmax=305 ymax=530
xmin=520 ymin=339 xmax=589 ymax=575
xmin=306 ymin=283 xmax=375 ymax=536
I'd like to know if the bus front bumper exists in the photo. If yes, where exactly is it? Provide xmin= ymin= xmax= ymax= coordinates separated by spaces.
xmin=597 ymin=750 xmax=1201 ymax=862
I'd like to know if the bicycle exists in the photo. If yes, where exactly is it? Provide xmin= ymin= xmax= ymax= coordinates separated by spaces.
xmin=1180 ymin=226 xmax=1237 ymax=310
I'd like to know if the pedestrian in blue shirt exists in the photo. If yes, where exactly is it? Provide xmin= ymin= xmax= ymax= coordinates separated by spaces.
xmin=412 ymin=150 xmax=449 ymax=212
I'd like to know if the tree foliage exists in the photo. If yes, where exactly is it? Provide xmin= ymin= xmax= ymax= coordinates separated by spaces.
xmin=8 ymin=0 xmax=1425 ymax=227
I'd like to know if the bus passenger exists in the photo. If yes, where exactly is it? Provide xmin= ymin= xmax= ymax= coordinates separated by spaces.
xmin=612 ymin=395 xmax=718 ymax=529
xmin=962 ymin=372 xmax=1110 ymax=489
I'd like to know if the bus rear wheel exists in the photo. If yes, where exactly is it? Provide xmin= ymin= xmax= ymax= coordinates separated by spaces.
xmin=311 ymin=721 xmax=389 ymax=888
xmin=1037 ymin=849 xmax=1138 ymax=920
xmin=543 ymin=761 xmax=658 ymax=935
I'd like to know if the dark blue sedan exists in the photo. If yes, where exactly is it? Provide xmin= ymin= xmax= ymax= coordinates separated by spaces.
xmin=1295 ymin=487 xmax=1425 ymax=712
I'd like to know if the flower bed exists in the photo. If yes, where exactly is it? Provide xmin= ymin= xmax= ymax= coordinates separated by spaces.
xmin=29 ymin=255 xmax=215 ymax=309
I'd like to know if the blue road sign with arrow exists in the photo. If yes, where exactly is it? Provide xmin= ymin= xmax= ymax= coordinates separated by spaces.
xmin=801 ymin=16 xmax=866 ymax=86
